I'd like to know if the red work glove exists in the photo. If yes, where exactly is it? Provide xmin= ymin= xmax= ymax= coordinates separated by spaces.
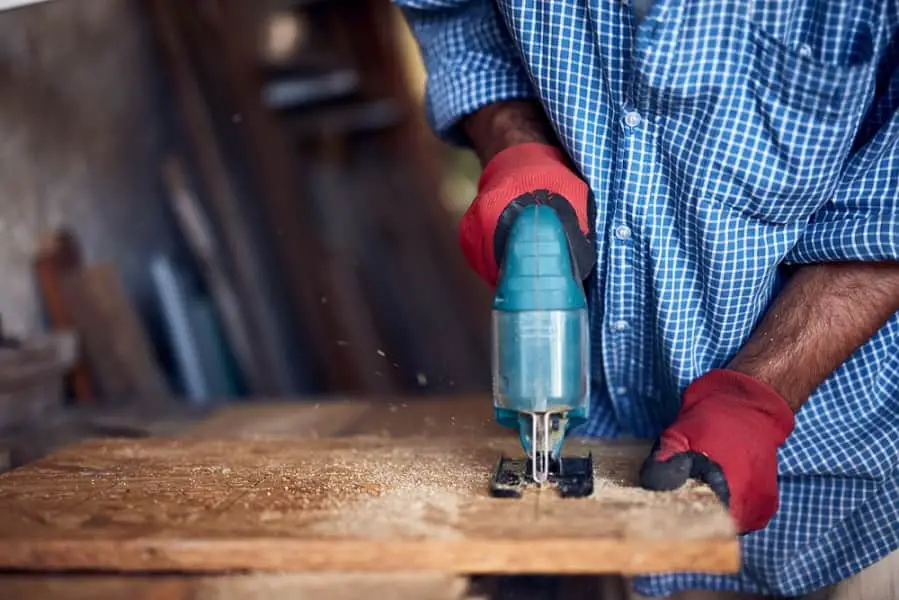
xmin=459 ymin=143 xmax=595 ymax=287
xmin=639 ymin=369 xmax=796 ymax=533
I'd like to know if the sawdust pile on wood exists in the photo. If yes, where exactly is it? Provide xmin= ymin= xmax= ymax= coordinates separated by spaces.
xmin=303 ymin=447 xmax=493 ymax=540
xmin=592 ymin=474 xmax=717 ymax=502
xmin=297 ymin=445 xmax=721 ymax=540
xmin=588 ymin=472 xmax=726 ymax=540
xmin=585 ymin=446 xmax=721 ymax=510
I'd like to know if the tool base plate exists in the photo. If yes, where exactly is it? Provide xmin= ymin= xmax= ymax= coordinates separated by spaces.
xmin=489 ymin=452 xmax=594 ymax=498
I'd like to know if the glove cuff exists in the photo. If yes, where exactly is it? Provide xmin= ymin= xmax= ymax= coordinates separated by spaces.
xmin=479 ymin=143 xmax=570 ymax=189
xmin=684 ymin=369 xmax=796 ymax=440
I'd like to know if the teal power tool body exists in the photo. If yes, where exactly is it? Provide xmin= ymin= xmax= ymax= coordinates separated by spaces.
xmin=489 ymin=202 xmax=593 ymax=498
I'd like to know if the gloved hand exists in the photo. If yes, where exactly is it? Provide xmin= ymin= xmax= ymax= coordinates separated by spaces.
xmin=459 ymin=143 xmax=595 ymax=287
xmin=639 ymin=369 xmax=796 ymax=533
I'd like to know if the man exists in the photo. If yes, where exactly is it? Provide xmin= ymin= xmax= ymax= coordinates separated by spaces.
xmin=395 ymin=0 xmax=899 ymax=598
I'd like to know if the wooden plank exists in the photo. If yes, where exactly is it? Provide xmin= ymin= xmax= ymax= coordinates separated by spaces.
xmin=347 ymin=0 xmax=494 ymax=372
xmin=187 ymin=400 xmax=370 ymax=439
xmin=0 ymin=436 xmax=737 ymax=574
xmin=145 ymin=0 xmax=304 ymax=395
xmin=57 ymin=265 xmax=170 ymax=404
xmin=2 ymin=574 xmax=474 ymax=599
xmin=339 ymin=395 xmax=504 ymax=438
xmin=160 ymin=157 xmax=259 ymax=396
xmin=32 ymin=229 xmax=96 ymax=403
xmin=0 ymin=332 xmax=73 ymax=428
xmin=172 ymin=0 xmax=396 ymax=394
xmin=185 ymin=396 xmax=504 ymax=439
xmin=0 ymin=573 xmax=476 ymax=600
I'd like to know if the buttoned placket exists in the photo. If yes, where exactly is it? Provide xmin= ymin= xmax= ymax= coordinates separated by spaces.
xmin=599 ymin=5 xmax=641 ymax=420
xmin=599 ymin=0 xmax=670 ymax=425
xmin=603 ymin=105 xmax=644 ymax=415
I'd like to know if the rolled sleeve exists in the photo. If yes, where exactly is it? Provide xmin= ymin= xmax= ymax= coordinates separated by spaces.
xmin=786 ymin=114 xmax=899 ymax=265
xmin=395 ymin=0 xmax=536 ymax=145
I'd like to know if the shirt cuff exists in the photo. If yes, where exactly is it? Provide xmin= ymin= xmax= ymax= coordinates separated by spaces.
xmin=423 ymin=67 xmax=536 ymax=147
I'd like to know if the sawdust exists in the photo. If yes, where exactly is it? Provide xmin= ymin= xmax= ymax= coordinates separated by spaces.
xmin=591 ymin=473 xmax=721 ymax=517
xmin=97 ymin=439 xmax=724 ymax=540
xmin=304 ymin=447 xmax=493 ymax=540
xmin=299 ymin=445 xmax=721 ymax=540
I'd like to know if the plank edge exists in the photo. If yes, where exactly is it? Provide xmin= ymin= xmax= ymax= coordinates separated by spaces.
xmin=0 ymin=539 xmax=740 ymax=574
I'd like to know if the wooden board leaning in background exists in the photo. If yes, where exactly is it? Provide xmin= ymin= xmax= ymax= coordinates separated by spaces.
xmin=0 ymin=436 xmax=737 ymax=575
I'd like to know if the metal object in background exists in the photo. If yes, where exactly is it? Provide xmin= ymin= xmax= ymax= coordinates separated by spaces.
xmin=263 ymin=70 xmax=359 ymax=109
xmin=150 ymin=255 xmax=236 ymax=404
xmin=0 ymin=0 xmax=58 ymax=12
xmin=161 ymin=158 xmax=260 ymax=398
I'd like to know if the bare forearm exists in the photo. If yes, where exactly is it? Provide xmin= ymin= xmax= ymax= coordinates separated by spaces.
xmin=461 ymin=100 xmax=562 ymax=164
xmin=728 ymin=261 xmax=899 ymax=411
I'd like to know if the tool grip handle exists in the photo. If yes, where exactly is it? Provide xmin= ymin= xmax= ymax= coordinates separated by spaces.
xmin=493 ymin=190 xmax=596 ymax=281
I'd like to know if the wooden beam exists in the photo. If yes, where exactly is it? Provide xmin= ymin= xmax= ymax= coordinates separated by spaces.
xmin=57 ymin=265 xmax=170 ymax=404
xmin=174 ymin=0 xmax=399 ymax=394
xmin=144 ymin=0 xmax=306 ymax=395
xmin=33 ymin=230 xmax=95 ymax=403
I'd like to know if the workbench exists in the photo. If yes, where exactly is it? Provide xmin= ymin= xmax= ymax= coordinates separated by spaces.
xmin=0 ymin=396 xmax=738 ymax=599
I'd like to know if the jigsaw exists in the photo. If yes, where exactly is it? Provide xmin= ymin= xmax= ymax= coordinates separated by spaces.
xmin=489 ymin=201 xmax=593 ymax=498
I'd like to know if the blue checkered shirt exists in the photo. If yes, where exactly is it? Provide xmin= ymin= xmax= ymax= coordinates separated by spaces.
xmin=396 ymin=0 xmax=899 ymax=596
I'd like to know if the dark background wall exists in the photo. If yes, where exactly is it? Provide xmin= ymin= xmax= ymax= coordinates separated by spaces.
xmin=0 ymin=0 xmax=182 ymax=338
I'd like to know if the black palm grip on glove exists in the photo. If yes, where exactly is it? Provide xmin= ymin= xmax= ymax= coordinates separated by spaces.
xmin=639 ymin=440 xmax=732 ymax=509
xmin=493 ymin=190 xmax=596 ymax=280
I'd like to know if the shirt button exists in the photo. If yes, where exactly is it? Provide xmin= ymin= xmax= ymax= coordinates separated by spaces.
xmin=612 ymin=320 xmax=629 ymax=332
xmin=624 ymin=110 xmax=642 ymax=128
xmin=799 ymin=43 xmax=812 ymax=58
xmin=615 ymin=386 xmax=628 ymax=396
xmin=615 ymin=225 xmax=632 ymax=240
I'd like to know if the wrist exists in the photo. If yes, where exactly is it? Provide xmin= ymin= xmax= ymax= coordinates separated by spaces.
xmin=725 ymin=357 xmax=797 ymax=409
xmin=462 ymin=100 xmax=561 ymax=164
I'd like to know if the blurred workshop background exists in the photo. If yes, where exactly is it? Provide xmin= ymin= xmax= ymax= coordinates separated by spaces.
xmin=0 ymin=0 xmax=492 ymax=456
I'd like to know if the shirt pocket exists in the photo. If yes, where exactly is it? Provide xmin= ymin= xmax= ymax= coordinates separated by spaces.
xmin=702 ymin=22 xmax=874 ymax=225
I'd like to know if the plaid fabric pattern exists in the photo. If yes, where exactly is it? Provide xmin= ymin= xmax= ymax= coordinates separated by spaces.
xmin=395 ymin=1 xmax=899 ymax=596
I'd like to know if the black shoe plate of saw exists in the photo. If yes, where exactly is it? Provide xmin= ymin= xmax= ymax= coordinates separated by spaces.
xmin=489 ymin=452 xmax=594 ymax=498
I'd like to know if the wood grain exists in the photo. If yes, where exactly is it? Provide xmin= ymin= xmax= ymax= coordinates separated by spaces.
xmin=0 ymin=436 xmax=737 ymax=575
